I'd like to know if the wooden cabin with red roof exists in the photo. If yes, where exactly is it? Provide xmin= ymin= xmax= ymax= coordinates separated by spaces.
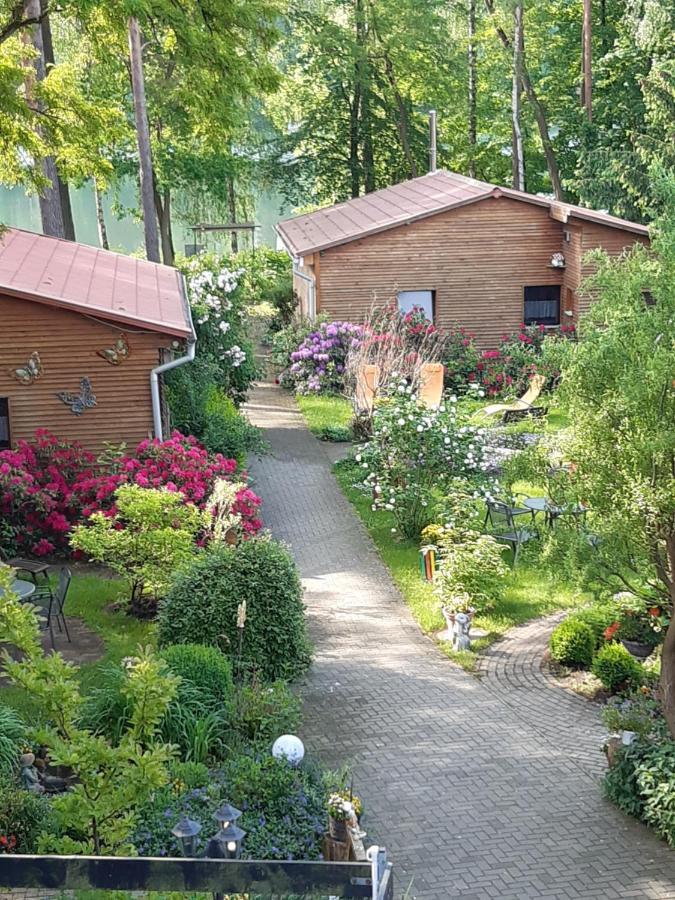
xmin=0 ymin=229 xmax=195 ymax=452
xmin=276 ymin=171 xmax=649 ymax=347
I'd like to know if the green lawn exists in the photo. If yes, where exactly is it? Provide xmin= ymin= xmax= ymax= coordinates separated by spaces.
xmin=1 ymin=570 xmax=155 ymax=713
xmin=334 ymin=459 xmax=581 ymax=671
xmin=296 ymin=393 xmax=354 ymax=440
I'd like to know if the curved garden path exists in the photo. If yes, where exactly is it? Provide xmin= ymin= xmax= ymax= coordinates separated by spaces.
xmin=246 ymin=381 xmax=675 ymax=900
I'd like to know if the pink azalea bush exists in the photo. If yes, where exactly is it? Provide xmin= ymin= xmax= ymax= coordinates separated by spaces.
xmin=0 ymin=430 xmax=262 ymax=556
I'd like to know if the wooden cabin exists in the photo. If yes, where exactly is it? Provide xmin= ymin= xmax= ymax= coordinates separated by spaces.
xmin=0 ymin=229 xmax=195 ymax=453
xmin=276 ymin=170 xmax=649 ymax=347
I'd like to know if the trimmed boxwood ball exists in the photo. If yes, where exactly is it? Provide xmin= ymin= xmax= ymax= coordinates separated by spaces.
xmin=158 ymin=539 xmax=311 ymax=682
xmin=592 ymin=643 xmax=644 ymax=692
xmin=549 ymin=618 xmax=595 ymax=668
xmin=160 ymin=644 xmax=234 ymax=707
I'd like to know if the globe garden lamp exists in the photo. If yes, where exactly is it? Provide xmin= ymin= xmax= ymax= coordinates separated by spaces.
xmin=272 ymin=734 xmax=305 ymax=767
xmin=171 ymin=816 xmax=202 ymax=858
xmin=207 ymin=802 xmax=246 ymax=859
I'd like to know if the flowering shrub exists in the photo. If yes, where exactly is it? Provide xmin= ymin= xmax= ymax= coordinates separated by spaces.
xmin=0 ymin=431 xmax=262 ymax=556
xmin=286 ymin=321 xmax=364 ymax=394
xmin=356 ymin=378 xmax=490 ymax=538
xmin=602 ymin=593 xmax=667 ymax=649
xmin=443 ymin=326 xmax=480 ymax=393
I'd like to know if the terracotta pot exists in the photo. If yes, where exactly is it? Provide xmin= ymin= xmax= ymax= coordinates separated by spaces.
xmin=328 ymin=816 xmax=348 ymax=843
xmin=621 ymin=639 xmax=653 ymax=660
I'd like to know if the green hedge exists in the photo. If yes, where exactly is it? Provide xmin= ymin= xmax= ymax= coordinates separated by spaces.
xmin=549 ymin=618 xmax=595 ymax=668
xmin=158 ymin=539 xmax=311 ymax=682
xmin=161 ymin=643 xmax=234 ymax=708
xmin=592 ymin=643 xmax=643 ymax=692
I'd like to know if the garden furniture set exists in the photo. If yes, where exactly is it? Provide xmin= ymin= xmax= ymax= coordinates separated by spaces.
xmin=0 ymin=565 xmax=72 ymax=648
xmin=486 ymin=495 xmax=589 ymax=564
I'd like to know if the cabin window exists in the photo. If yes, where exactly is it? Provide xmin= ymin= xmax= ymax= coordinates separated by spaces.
xmin=0 ymin=398 xmax=10 ymax=450
xmin=397 ymin=290 xmax=435 ymax=323
xmin=524 ymin=285 xmax=561 ymax=326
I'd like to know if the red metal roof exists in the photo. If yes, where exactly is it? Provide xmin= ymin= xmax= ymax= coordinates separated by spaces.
xmin=0 ymin=228 xmax=193 ymax=338
xmin=276 ymin=170 xmax=649 ymax=257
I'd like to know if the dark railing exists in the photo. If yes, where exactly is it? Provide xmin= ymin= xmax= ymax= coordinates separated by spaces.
xmin=0 ymin=852 xmax=394 ymax=899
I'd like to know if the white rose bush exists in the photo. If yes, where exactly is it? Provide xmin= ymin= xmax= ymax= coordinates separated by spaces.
xmin=356 ymin=377 xmax=492 ymax=538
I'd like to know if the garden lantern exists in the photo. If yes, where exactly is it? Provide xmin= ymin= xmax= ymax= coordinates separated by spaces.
xmin=207 ymin=803 xmax=246 ymax=859
xmin=171 ymin=816 xmax=202 ymax=858
xmin=272 ymin=734 xmax=305 ymax=767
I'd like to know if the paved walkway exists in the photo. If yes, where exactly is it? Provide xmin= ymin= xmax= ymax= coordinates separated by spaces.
xmin=246 ymin=381 xmax=675 ymax=900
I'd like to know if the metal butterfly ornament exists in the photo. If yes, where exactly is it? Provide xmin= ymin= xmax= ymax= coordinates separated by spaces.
xmin=57 ymin=377 xmax=97 ymax=415
xmin=12 ymin=351 xmax=43 ymax=384
xmin=97 ymin=333 xmax=130 ymax=366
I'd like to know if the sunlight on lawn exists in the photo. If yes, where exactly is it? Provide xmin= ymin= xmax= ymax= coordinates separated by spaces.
xmin=296 ymin=393 xmax=353 ymax=437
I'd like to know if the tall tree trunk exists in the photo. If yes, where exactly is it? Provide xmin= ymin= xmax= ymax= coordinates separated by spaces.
xmin=511 ymin=0 xmax=525 ymax=191
xmin=484 ymin=0 xmax=563 ymax=199
xmin=227 ymin=175 xmax=238 ymax=253
xmin=355 ymin=0 xmax=375 ymax=193
xmin=153 ymin=181 xmax=174 ymax=266
xmin=349 ymin=88 xmax=361 ymax=197
xmin=128 ymin=16 xmax=160 ymax=262
xmin=24 ymin=0 xmax=65 ymax=237
xmin=582 ymin=0 xmax=592 ymax=121
xmin=40 ymin=0 xmax=75 ymax=239
xmin=93 ymin=180 xmax=109 ymax=250
xmin=468 ymin=0 xmax=477 ymax=178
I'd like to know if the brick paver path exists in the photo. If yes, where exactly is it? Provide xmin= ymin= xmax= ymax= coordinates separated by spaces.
xmin=246 ymin=381 xmax=675 ymax=900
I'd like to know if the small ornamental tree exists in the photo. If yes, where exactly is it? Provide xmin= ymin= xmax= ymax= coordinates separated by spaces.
xmin=71 ymin=485 xmax=207 ymax=615
xmin=357 ymin=378 xmax=490 ymax=538
xmin=551 ymin=177 xmax=675 ymax=735
xmin=0 ymin=565 xmax=177 ymax=855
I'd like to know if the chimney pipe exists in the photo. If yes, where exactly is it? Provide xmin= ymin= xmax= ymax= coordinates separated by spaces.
xmin=429 ymin=109 xmax=437 ymax=173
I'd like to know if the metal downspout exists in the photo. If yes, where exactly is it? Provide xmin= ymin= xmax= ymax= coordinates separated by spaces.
xmin=292 ymin=259 xmax=316 ymax=319
xmin=150 ymin=272 xmax=197 ymax=441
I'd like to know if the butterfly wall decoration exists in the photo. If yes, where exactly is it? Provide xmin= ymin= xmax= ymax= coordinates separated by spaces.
xmin=97 ymin=333 xmax=130 ymax=366
xmin=57 ymin=377 xmax=97 ymax=416
xmin=12 ymin=351 xmax=43 ymax=385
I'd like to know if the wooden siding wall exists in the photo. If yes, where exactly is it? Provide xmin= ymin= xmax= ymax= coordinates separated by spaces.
xmin=0 ymin=295 xmax=172 ymax=451
xmin=316 ymin=197 xmax=564 ymax=347
xmin=576 ymin=222 xmax=649 ymax=317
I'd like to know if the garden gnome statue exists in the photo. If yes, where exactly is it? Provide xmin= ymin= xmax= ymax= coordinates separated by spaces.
xmin=20 ymin=752 xmax=44 ymax=794
xmin=355 ymin=364 xmax=379 ymax=413
xmin=419 ymin=363 xmax=444 ymax=409
xmin=452 ymin=612 xmax=472 ymax=651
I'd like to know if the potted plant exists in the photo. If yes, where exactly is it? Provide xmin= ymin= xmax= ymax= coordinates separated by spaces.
xmin=605 ymin=594 xmax=666 ymax=660
xmin=327 ymin=793 xmax=355 ymax=843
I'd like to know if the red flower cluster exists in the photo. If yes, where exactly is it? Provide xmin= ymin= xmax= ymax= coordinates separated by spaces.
xmin=0 ymin=834 xmax=17 ymax=853
xmin=0 ymin=431 xmax=262 ymax=555
xmin=604 ymin=622 xmax=621 ymax=641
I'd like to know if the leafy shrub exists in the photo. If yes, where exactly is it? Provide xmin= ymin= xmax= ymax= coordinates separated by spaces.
xmin=358 ymin=380 xmax=489 ymax=538
xmin=601 ymin=689 xmax=667 ymax=739
xmin=0 ymin=706 xmax=27 ymax=779
xmin=71 ymin=485 xmax=206 ymax=615
xmin=170 ymin=761 xmax=210 ymax=790
xmin=158 ymin=539 xmax=311 ymax=681
xmin=572 ymin=602 xmax=620 ymax=648
xmin=433 ymin=526 xmax=507 ymax=615
xmin=316 ymin=423 xmax=352 ymax=442
xmin=202 ymin=387 xmax=266 ymax=464
xmin=0 ymin=780 xmax=56 ymax=852
xmin=592 ymin=642 xmax=644 ymax=692
xmin=160 ymin=644 xmax=234 ymax=709
xmin=287 ymin=321 xmax=364 ymax=394
xmin=442 ymin=326 xmax=480 ymax=393
xmin=270 ymin=316 xmax=325 ymax=384
xmin=604 ymin=738 xmax=675 ymax=847
xmin=549 ymin=618 xmax=596 ymax=668
xmin=164 ymin=355 xmax=222 ymax=438
xmin=233 ymin=679 xmax=302 ymax=745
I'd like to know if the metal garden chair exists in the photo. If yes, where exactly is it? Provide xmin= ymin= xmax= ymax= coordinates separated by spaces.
xmin=32 ymin=567 xmax=72 ymax=648
xmin=485 ymin=500 xmax=537 ymax=565
xmin=0 ymin=547 xmax=50 ymax=585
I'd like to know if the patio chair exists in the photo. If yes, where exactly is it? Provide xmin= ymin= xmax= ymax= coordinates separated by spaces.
xmin=480 ymin=374 xmax=547 ymax=423
xmin=486 ymin=500 xmax=537 ymax=565
xmin=0 ymin=547 xmax=50 ymax=585
xmin=483 ymin=496 xmax=536 ymax=528
xmin=32 ymin=567 xmax=72 ymax=648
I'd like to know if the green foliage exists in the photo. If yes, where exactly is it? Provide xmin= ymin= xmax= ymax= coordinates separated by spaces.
xmin=296 ymin=394 xmax=354 ymax=441
xmin=0 ymin=704 xmax=27 ymax=779
xmin=601 ymin=690 xmax=668 ymax=740
xmin=316 ymin=424 xmax=353 ymax=442
xmin=160 ymin=644 xmax=234 ymax=709
xmin=158 ymin=539 xmax=311 ymax=682
xmin=169 ymin=760 xmax=210 ymax=790
xmin=433 ymin=526 xmax=507 ymax=616
xmin=0 ymin=780 xmax=56 ymax=853
xmin=358 ymin=381 xmax=490 ymax=538
xmin=202 ymin=387 xmax=267 ymax=463
xmin=549 ymin=618 xmax=595 ymax=668
xmin=572 ymin=602 xmax=621 ymax=649
xmin=604 ymin=738 xmax=675 ymax=847
xmin=70 ymin=485 xmax=206 ymax=614
xmin=592 ymin=643 xmax=644 ymax=693
xmin=165 ymin=356 xmax=222 ymax=439
xmin=269 ymin=317 xmax=326 ymax=385
xmin=233 ymin=679 xmax=302 ymax=746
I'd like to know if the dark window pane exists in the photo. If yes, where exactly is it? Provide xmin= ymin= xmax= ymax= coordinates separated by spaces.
xmin=524 ymin=285 xmax=561 ymax=325
xmin=0 ymin=398 xmax=9 ymax=449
